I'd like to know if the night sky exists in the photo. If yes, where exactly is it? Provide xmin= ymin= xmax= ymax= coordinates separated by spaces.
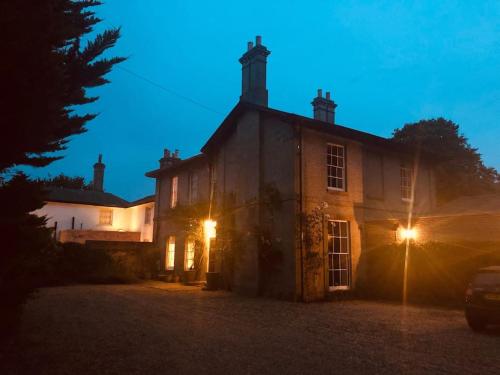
xmin=27 ymin=1 xmax=500 ymax=201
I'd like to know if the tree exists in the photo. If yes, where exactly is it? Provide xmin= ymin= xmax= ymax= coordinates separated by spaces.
xmin=38 ymin=173 xmax=91 ymax=190
xmin=392 ymin=118 xmax=499 ymax=203
xmin=0 ymin=0 xmax=124 ymax=337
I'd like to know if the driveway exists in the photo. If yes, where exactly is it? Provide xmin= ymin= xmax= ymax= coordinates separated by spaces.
xmin=2 ymin=282 xmax=500 ymax=375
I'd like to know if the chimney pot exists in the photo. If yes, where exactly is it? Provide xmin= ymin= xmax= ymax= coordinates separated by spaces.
xmin=326 ymin=91 xmax=331 ymax=100
xmin=317 ymin=89 xmax=322 ymax=98
xmin=256 ymin=35 xmax=262 ymax=45
xmin=247 ymin=41 xmax=254 ymax=51
xmin=312 ymin=90 xmax=337 ymax=124
xmin=92 ymin=154 xmax=105 ymax=192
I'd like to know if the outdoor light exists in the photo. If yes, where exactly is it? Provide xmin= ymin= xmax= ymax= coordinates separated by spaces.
xmin=204 ymin=219 xmax=217 ymax=240
xmin=399 ymin=227 xmax=417 ymax=241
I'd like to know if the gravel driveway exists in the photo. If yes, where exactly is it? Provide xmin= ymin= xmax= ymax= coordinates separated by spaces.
xmin=2 ymin=282 xmax=500 ymax=375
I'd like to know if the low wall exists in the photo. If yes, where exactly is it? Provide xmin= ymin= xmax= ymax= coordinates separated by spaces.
xmin=59 ymin=230 xmax=141 ymax=244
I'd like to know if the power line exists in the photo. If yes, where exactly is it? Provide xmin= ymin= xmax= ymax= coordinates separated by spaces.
xmin=116 ymin=66 xmax=224 ymax=116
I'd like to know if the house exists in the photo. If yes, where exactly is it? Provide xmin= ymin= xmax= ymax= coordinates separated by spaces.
xmin=147 ymin=36 xmax=436 ymax=300
xmin=36 ymin=155 xmax=155 ymax=244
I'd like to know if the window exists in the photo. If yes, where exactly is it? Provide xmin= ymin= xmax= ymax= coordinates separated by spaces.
xmin=99 ymin=209 xmax=113 ymax=225
xmin=185 ymin=239 xmax=195 ymax=270
xmin=188 ymin=173 xmax=198 ymax=204
xmin=327 ymin=220 xmax=351 ymax=290
xmin=170 ymin=176 xmax=178 ymax=208
xmin=327 ymin=144 xmax=345 ymax=191
xmin=400 ymin=166 xmax=412 ymax=201
xmin=144 ymin=207 xmax=152 ymax=225
xmin=165 ymin=236 xmax=176 ymax=270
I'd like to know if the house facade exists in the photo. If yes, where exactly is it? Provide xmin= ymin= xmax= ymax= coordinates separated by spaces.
xmin=36 ymin=155 xmax=155 ymax=243
xmin=148 ymin=36 xmax=436 ymax=300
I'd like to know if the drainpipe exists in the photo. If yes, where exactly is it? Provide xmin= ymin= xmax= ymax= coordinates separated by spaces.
xmin=297 ymin=122 xmax=305 ymax=301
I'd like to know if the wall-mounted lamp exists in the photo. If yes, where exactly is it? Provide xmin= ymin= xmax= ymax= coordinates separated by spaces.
xmin=204 ymin=219 xmax=217 ymax=240
xmin=398 ymin=227 xmax=417 ymax=241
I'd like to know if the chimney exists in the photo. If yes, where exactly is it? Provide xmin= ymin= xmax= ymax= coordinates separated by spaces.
xmin=93 ymin=154 xmax=105 ymax=192
xmin=312 ymin=89 xmax=337 ymax=124
xmin=239 ymin=35 xmax=271 ymax=107
xmin=159 ymin=148 xmax=181 ymax=168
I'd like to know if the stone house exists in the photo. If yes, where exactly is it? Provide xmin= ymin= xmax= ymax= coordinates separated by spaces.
xmin=148 ymin=36 xmax=436 ymax=300
xmin=36 ymin=155 xmax=155 ymax=243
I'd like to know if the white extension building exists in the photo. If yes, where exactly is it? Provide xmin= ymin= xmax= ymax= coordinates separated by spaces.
xmin=35 ymin=155 xmax=154 ymax=243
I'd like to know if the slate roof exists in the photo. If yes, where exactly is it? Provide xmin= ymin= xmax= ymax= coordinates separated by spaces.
xmin=45 ymin=187 xmax=153 ymax=208
xmin=201 ymin=101 xmax=419 ymax=156
xmin=428 ymin=194 xmax=500 ymax=216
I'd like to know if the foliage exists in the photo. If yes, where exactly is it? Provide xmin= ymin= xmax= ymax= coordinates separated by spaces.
xmin=301 ymin=203 xmax=329 ymax=274
xmin=0 ymin=0 xmax=123 ymax=340
xmin=357 ymin=241 xmax=500 ymax=306
xmin=392 ymin=118 xmax=499 ymax=202
xmin=1 ymin=0 xmax=125 ymax=171
xmin=38 ymin=173 xmax=91 ymax=190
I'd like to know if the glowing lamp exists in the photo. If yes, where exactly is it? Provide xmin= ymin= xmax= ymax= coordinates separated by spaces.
xmin=399 ymin=227 xmax=417 ymax=241
xmin=204 ymin=220 xmax=217 ymax=239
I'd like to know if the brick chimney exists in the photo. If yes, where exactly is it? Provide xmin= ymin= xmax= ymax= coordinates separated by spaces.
xmin=239 ymin=35 xmax=271 ymax=107
xmin=93 ymin=154 xmax=105 ymax=192
xmin=159 ymin=148 xmax=181 ymax=168
xmin=312 ymin=89 xmax=337 ymax=124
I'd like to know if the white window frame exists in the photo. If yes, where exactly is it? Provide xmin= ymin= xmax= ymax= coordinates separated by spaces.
xmin=170 ymin=176 xmax=178 ymax=208
xmin=166 ymin=236 xmax=176 ymax=271
xmin=327 ymin=143 xmax=346 ymax=191
xmin=400 ymin=166 xmax=412 ymax=202
xmin=327 ymin=220 xmax=351 ymax=291
xmin=185 ymin=239 xmax=195 ymax=271
xmin=99 ymin=208 xmax=113 ymax=226
xmin=188 ymin=173 xmax=198 ymax=204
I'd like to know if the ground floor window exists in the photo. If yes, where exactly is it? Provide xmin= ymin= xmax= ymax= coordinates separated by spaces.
xmin=327 ymin=220 xmax=351 ymax=290
xmin=185 ymin=239 xmax=195 ymax=270
xmin=166 ymin=236 xmax=176 ymax=271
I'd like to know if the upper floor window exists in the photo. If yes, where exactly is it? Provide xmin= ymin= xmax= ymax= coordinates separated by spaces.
xmin=170 ymin=176 xmax=178 ymax=208
xmin=144 ymin=206 xmax=152 ymax=225
xmin=327 ymin=144 xmax=345 ymax=191
xmin=400 ymin=166 xmax=412 ymax=201
xmin=188 ymin=173 xmax=198 ymax=204
xmin=99 ymin=208 xmax=113 ymax=225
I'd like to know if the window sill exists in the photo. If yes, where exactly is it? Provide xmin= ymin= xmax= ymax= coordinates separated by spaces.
xmin=327 ymin=187 xmax=347 ymax=194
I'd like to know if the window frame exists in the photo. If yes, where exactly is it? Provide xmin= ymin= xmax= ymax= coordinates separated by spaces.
xmin=184 ymin=238 xmax=195 ymax=271
xmin=170 ymin=176 xmax=178 ymax=208
xmin=99 ymin=208 xmax=113 ymax=226
xmin=327 ymin=220 xmax=351 ymax=291
xmin=400 ymin=166 xmax=413 ymax=202
xmin=166 ymin=236 xmax=176 ymax=271
xmin=327 ymin=143 xmax=346 ymax=192
xmin=188 ymin=172 xmax=198 ymax=204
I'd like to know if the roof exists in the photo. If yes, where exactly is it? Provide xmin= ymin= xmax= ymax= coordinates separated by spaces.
xmin=429 ymin=194 xmax=500 ymax=216
xmin=201 ymin=101 xmax=417 ymax=156
xmin=45 ymin=188 xmax=154 ymax=208
xmin=145 ymin=153 xmax=207 ymax=178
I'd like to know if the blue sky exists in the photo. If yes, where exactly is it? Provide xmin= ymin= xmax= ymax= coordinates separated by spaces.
xmin=29 ymin=0 xmax=500 ymax=200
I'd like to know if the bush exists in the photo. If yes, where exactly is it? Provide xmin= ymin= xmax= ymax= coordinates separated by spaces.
xmin=357 ymin=241 xmax=500 ymax=307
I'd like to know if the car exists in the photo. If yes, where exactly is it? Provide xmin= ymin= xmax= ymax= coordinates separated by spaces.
xmin=465 ymin=266 xmax=500 ymax=331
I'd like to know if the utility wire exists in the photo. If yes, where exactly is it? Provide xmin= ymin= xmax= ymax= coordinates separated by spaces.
xmin=116 ymin=66 xmax=224 ymax=116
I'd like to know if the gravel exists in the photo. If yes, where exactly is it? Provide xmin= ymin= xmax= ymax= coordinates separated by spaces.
xmin=2 ymin=282 xmax=500 ymax=375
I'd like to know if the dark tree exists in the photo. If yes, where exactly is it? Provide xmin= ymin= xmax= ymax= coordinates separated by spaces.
xmin=0 ymin=0 xmax=124 ymax=336
xmin=38 ymin=173 xmax=91 ymax=190
xmin=392 ymin=118 xmax=499 ymax=203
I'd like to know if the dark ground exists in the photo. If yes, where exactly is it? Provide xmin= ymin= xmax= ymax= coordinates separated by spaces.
xmin=1 ymin=282 xmax=500 ymax=375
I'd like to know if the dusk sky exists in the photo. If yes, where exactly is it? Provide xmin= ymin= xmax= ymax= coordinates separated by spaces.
xmin=28 ymin=0 xmax=499 ymax=201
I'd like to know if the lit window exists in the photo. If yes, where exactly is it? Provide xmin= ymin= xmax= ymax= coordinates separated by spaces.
xmin=185 ymin=239 xmax=195 ymax=270
xmin=99 ymin=209 xmax=113 ymax=225
xmin=188 ymin=173 xmax=198 ymax=204
xmin=400 ymin=167 xmax=412 ymax=201
xmin=166 ymin=236 xmax=176 ymax=270
xmin=327 ymin=144 xmax=345 ymax=190
xmin=170 ymin=176 xmax=178 ymax=208
xmin=327 ymin=220 xmax=351 ymax=290
xmin=144 ymin=207 xmax=152 ymax=225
